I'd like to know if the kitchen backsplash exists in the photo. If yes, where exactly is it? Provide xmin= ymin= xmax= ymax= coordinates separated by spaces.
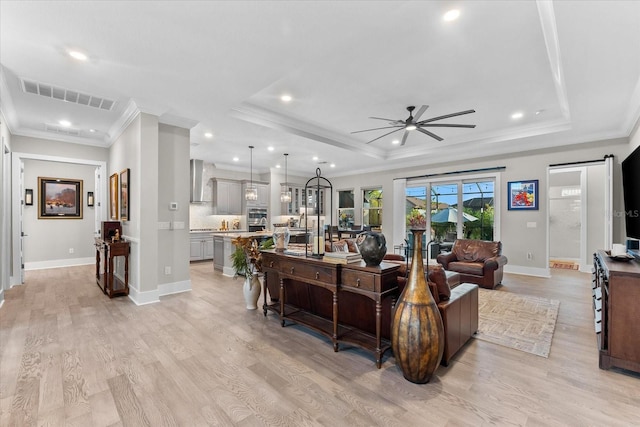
xmin=189 ymin=204 xmax=243 ymax=230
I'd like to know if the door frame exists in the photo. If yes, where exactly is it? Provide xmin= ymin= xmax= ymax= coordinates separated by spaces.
xmin=10 ymin=152 xmax=106 ymax=286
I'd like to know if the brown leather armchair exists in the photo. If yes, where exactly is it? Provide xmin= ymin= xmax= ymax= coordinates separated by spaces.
xmin=437 ymin=238 xmax=508 ymax=289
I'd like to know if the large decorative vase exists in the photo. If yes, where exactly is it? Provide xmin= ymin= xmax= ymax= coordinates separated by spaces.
xmin=391 ymin=228 xmax=444 ymax=383
xmin=243 ymin=273 xmax=261 ymax=310
xmin=355 ymin=231 xmax=387 ymax=266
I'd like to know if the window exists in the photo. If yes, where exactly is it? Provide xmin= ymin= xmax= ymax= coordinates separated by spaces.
xmin=363 ymin=188 xmax=382 ymax=229
xmin=338 ymin=189 xmax=354 ymax=229
xmin=406 ymin=176 xmax=497 ymax=243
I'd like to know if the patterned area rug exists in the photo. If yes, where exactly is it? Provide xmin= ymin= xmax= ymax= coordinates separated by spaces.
xmin=474 ymin=289 xmax=560 ymax=358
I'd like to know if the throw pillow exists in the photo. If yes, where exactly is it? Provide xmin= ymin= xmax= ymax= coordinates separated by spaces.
xmin=332 ymin=241 xmax=349 ymax=252
xmin=428 ymin=264 xmax=451 ymax=301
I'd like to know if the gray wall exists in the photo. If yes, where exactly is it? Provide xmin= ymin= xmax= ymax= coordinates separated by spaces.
xmin=0 ymin=112 xmax=12 ymax=302
xmin=158 ymin=123 xmax=190 ymax=285
xmin=22 ymin=159 xmax=96 ymax=265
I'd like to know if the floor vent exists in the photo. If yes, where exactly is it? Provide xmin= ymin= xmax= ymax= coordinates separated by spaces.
xmin=21 ymin=78 xmax=115 ymax=111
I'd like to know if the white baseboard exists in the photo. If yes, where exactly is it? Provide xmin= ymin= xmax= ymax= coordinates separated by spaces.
xmin=25 ymin=257 xmax=94 ymax=271
xmin=222 ymin=266 xmax=236 ymax=278
xmin=128 ymin=279 xmax=192 ymax=306
xmin=158 ymin=280 xmax=192 ymax=296
xmin=504 ymin=264 xmax=552 ymax=278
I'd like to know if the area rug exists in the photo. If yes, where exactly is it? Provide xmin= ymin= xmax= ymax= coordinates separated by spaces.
xmin=474 ymin=289 xmax=560 ymax=358
xmin=550 ymin=260 xmax=579 ymax=270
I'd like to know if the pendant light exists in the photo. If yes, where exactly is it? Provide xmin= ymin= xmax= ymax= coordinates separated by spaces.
xmin=245 ymin=145 xmax=258 ymax=201
xmin=280 ymin=153 xmax=292 ymax=203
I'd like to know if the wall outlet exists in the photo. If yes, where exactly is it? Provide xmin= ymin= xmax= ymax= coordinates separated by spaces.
xmin=69 ymin=248 xmax=74 ymax=254
xmin=526 ymin=252 xmax=532 ymax=260
xmin=164 ymin=266 xmax=171 ymax=275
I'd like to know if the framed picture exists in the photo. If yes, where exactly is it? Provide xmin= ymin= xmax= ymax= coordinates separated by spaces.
xmin=119 ymin=168 xmax=130 ymax=221
xmin=508 ymin=179 xmax=539 ymax=210
xmin=109 ymin=173 xmax=119 ymax=220
xmin=38 ymin=177 xmax=83 ymax=219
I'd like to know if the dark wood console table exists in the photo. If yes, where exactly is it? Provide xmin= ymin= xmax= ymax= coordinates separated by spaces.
xmin=261 ymin=251 xmax=400 ymax=368
xmin=95 ymin=238 xmax=130 ymax=298
xmin=593 ymin=250 xmax=640 ymax=374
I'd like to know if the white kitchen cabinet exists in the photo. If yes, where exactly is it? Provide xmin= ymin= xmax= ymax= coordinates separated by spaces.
xmin=213 ymin=179 xmax=242 ymax=215
xmin=190 ymin=233 xmax=214 ymax=261
xmin=243 ymin=181 xmax=269 ymax=208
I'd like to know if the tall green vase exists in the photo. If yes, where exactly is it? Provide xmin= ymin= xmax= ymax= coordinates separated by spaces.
xmin=391 ymin=228 xmax=444 ymax=383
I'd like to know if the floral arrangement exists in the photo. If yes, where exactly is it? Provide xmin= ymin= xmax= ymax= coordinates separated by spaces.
xmin=230 ymin=236 xmax=263 ymax=277
xmin=407 ymin=209 xmax=426 ymax=229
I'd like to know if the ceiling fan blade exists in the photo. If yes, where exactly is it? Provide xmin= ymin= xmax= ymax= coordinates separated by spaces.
xmin=365 ymin=127 xmax=404 ymax=144
xmin=400 ymin=130 xmax=409 ymax=146
xmin=369 ymin=116 xmax=402 ymax=123
xmin=416 ymin=127 xmax=443 ymax=141
xmin=351 ymin=125 xmax=403 ymax=134
xmin=417 ymin=109 xmax=476 ymax=125
xmin=413 ymin=105 xmax=429 ymax=121
xmin=419 ymin=123 xmax=476 ymax=128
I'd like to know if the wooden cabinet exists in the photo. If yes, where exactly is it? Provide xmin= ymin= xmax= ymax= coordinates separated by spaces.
xmin=212 ymin=179 xmax=242 ymax=214
xmin=243 ymin=182 xmax=269 ymax=208
xmin=261 ymin=251 xmax=399 ymax=368
xmin=190 ymin=233 xmax=214 ymax=261
xmin=95 ymin=238 xmax=130 ymax=298
xmin=593 ymin=251 xmax=640 ymax=374
xmin=213 ymin=235 xmax=225 ymax=271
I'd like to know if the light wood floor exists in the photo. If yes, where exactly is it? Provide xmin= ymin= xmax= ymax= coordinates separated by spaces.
xmin=1 ymin=263 xmax=639 ymax=426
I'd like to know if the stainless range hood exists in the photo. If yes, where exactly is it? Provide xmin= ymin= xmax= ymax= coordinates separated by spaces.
xmin=190 ymin=159 xmax=205 ymax=203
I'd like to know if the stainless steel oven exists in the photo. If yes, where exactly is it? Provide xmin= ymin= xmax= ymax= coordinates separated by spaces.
xmin=247 ymin=208 xmax=267 ymax=231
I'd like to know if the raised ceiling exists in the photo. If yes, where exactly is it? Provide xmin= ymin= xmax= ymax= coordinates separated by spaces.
xmin=1 ymin=1 xmax=639 ymax=177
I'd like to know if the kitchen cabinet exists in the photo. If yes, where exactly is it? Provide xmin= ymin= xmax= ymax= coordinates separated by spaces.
xmin=213 ymin=235 xmax=225 ymax=271
xmin=212 ymin=179 xmax=242 ymax=215
xmin=190 ymin=233 xmax=214 ymax=261
xmin=243 ymin=181 xmax=269 ymax=208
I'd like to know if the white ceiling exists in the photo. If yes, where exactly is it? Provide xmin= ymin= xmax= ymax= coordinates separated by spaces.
xmin=1 ymin=1 xmax=639 ymax=178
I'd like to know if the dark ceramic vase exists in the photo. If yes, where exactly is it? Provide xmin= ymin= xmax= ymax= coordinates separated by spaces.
xmin=391 ymin=228 xmax=444 ymax=383
xmin=355 ymin=231 xmax=387 ymax=266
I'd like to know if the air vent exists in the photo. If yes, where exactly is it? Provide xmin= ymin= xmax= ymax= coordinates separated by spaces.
xmin=45 ymin=123 xmax=81 ymax=137
xmin=21 ymin=78 xmax=115 ymax=111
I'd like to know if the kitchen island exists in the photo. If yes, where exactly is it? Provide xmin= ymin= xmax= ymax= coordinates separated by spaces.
xmin=212 ymin=231 xmax=273 ymax=276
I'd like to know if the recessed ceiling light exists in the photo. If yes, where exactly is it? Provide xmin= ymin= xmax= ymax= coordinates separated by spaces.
xmin=68 ymin=50 xmax=88 ymax=61
xmin=204 ymin=132 xmax=213 ymax=138
xmin=89 ymin=129 xmax=96 ymax=133
xmin=276 ymin=164 xmax=281 ymax=168
xmin=59 ymin=120 xmax=72 ymax=127
xmin=443 ymin=9 xmax=460 ymax=22
xmin=233 ymin=156 xmax=239 ymax=162
xmin=511 ymin=112 xmax=524 ymax=120
xmin=330 ymin=163 xmax=336 ymax=168
xmin=281 ymin=94 xmax=292 ymax=103
xmin=535 ymin=109 xmax=545 ymax=115
xmin=312 ymin=156 xmax=318 ymax=161
xmin=392 ymin=139 xmax=400 ymax=145
xmin=268 ymin=146 xmax=274 ymax=151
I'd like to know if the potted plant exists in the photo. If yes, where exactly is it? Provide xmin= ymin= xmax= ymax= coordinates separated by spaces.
xmin=230 ymin=236 xmax=272 ymax=309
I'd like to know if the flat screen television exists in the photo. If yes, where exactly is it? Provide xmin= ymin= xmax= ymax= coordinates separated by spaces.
xmin=621 ymin=145 xmax=640 ymax=252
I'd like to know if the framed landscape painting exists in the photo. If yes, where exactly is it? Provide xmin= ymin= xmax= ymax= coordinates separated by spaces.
xmin=38 ymin=177 xmax=83 ymax=219
xmin=119 ymin=168 xmax=130 ymax=221
xmin=508 ymin=179 xmax=539 ymax=210
xmin=109 ymin=173 xmax=119 ymax=220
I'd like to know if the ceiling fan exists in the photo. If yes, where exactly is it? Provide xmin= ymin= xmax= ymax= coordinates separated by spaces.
xmin=351 ymin=105 xmax=476 ymax=145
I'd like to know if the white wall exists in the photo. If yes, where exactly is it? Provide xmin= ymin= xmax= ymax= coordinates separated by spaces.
xmin=329 ymin=138 xmax=630 ymax=275
xmin=22 ymin=159 xmax=96 ymax=267
xmin=0 ymin=112 xmax=12 ymax=303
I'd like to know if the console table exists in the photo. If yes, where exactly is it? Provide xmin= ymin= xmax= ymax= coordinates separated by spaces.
xmin=95 ymin=238 xmax=130 ymax=298
xmin=261 ymin=251 xmax=399 ymax=368
xmin=593 ymin=250 xmax=640 ymax=374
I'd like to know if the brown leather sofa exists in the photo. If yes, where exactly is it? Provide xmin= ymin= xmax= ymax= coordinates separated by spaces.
xmin=437 ymin=238 xmax=508 ymax=289
xmin=325 ymin=239 xmax=479 ymax=366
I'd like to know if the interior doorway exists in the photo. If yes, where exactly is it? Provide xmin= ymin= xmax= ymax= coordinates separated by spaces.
xmin=548 ymin=159 xmax=611 ymax=273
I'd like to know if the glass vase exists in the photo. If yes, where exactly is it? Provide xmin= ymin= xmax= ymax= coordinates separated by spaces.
xmin=272 ymin=223 xmax=290 ymax=252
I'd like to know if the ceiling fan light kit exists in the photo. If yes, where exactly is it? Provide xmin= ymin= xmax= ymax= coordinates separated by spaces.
xmin=352 ymin=105 xmax=476 ymax=146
